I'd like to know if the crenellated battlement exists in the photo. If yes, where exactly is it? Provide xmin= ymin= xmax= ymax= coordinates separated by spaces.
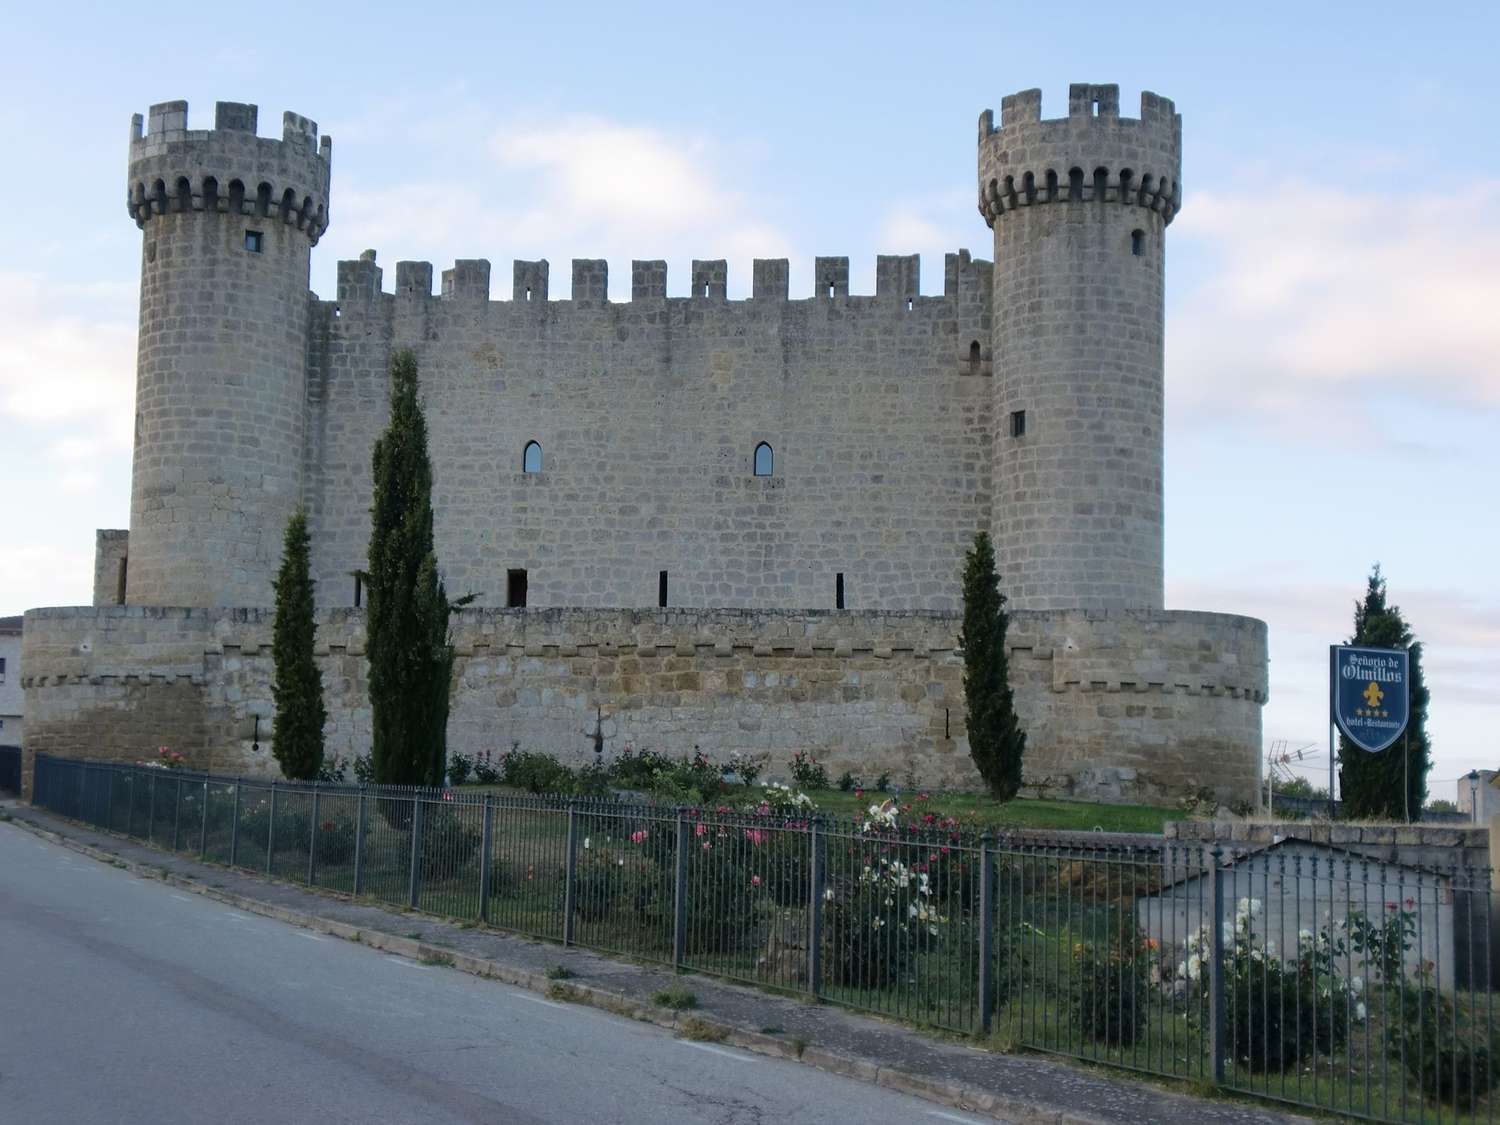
xmin=126 ymin=99 xmax=332 ymax=243
xmin=331 ymin=251 xmax=991 ymax=307
xmin=977 ymin=84 xmax=1181 ymax=227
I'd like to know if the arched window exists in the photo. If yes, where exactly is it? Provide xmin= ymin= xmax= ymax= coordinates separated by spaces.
xmin=753 ymin=442 xmax=773 ymax=477
xmin=522 ymin=441 xmax=542 ymax=473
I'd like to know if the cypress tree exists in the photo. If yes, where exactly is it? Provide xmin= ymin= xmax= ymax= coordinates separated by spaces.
xmin=960 ymin=531 xmax=1026 ymax=799
xmin=270 ymin=507 xmax=326 ymax=780
xmin=366 ymin=348 xmax=457 ymax=787
xmin=1337 ymin=564 xmax=1431 ymax=821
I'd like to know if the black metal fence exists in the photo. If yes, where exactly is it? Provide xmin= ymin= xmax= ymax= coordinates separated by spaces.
xmin=32 ymin=754 xmax=1498 ymax=1123
xmin=0 ymin=745 xmax=20 ymax=794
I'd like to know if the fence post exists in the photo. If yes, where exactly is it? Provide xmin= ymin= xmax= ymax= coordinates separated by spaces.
xmin=171 ymin=775 xmax=183 ymax=851
xmin=266 ymin=781 xmax=278 ymax=876
xmin=199 ymin=776 xmax=209 ymax=858
xmin=808 ymin=816 xmax=825 ymax=997
xmin=407 ymin=795 xmax=424 ymax=909
xmin=148 ymin=771 xmax=157 ymax=844
xmin=978 ymin=831 xmax=995 ymax=1036
xmin=478 ymin=795 xmax=494 ymax=924
xmin=673 ymin=808 xmax=690 ymax=968
xmin=229 ymin=779 xmax=241 ymax=867
xmin=1206 ymin=844 xmax=1226 ymax=1086
xmin=352 ymin=788 xmax=366 ymax=897
xmin=106 ymin=767 xmax=115 ymax=832
xmin=563 ymin=802 xmax=578 ymax=946
xmin=77 ymin=761 xmax=87 ymax=820
xmin=308 ymin=785 xmax=321 ymax=886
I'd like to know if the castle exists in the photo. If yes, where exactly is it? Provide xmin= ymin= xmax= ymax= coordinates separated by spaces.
xmin=18 ymin=84 xmax=1268 ymax=805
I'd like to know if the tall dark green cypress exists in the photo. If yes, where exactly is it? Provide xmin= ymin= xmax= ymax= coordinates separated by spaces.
xmin=366 ymin=348 xmax=455 ymax=787
xmin=960 ymin=532 xmax=1026 ymax=799
xmin=1337 ymin=565 xmax=1431 ymax=821
xmin=270 ymin=508 xmax=326 ymax=780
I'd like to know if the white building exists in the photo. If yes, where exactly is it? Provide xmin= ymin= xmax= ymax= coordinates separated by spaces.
xmin=0 ymin=616 xmax=21 ymax=746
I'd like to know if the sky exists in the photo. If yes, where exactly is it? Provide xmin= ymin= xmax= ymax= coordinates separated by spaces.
xmin=2 ymin=1 xmax=1496 ymax=800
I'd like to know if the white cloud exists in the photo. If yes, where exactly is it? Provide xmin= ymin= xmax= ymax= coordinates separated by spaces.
xmin=1169 ymin=180 xmax=1500 ymax=428
xmin=0 ymin=273 xmax=136 ymax=448
xmin=333 ymin=114 xmax=794 ymax=299
xmin=874 ymin=190 xmax=978 ymax=293
xmin=0 ymin=542 xmax=94 ymax=618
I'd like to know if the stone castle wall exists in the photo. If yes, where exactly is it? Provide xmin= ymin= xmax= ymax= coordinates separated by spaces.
xmin=20 ymin=604 xmax=1265 ymax=805
xmin=307 ymin=251 xmax=994 ymax=614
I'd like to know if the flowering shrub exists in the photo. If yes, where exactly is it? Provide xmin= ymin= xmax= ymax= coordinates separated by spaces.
xmin=1072 ymin=937 xmax=1150 ymax=1047
xmin=314 ymin=816 xmax=359 ymax=865
xmin=472 ymin=748 xmax=501 ymax=785
xmin=446 ymin=752 xmax=474 ymax=787
xmin=788 ymin=751 xmax=830 ymax=791
xmin=499 ymin=748 xmax=577 ymax=794
xmin=570 ymin=833 xmax=641 ymax=923
xmin=754 ymin=781 xmax=817 ymax=817
xmin=139 ymin=746 xmax=185 ymax=770
xmin=419 ymin=805 xmax=482 ymax=882
xmin=718 ymin=787 xmax=814 ymax=908
xmin=315 ymin=754 xmax=349 ymax=783
xmin=620 ymin=818 xmax=750 ymax=951
xmin=723 ymin=751 xmax=766 ymax=787
xmin=1178 ymin=899 xmax=1359 ymax=1073
xmin=609 ymin=745 xmax=677 ymax=789
xmin=1389 ymin=967 xmax=1497 ymax=1109
xmin=680 ymin=838 xmax=754 ymax=953
xmin=1347 ymin=902 xmax=1417 ymax=984
xmin=823 ymin=856 xmax=948 ymax=988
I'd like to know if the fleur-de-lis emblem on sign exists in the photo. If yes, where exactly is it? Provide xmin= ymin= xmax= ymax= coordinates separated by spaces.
xmin=1363 ymin=681 xmax=1384 ymax=709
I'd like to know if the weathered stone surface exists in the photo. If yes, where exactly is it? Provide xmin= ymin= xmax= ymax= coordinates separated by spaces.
xmin=23 ymin=604 xmax=1264 ymax=805
xmin=20 ymin=85 xmax=1269 ymax=810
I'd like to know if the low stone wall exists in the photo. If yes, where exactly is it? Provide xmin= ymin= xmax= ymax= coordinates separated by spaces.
xmin=21 ymin=604 xmax=1266 ymax=805
xmin=1165 ymin=819 xmax=1491 ymax=873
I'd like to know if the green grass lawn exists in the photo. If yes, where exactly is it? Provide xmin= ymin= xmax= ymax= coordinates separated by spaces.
xmin=783 ymin=789 xmax=1182 ymax=835
xmin=464 ymin=781 xmax=1181 ymax=835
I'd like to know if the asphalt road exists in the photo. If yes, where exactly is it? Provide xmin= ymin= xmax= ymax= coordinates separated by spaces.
xmin=0 ymin=819 xmax=989 ymax=1125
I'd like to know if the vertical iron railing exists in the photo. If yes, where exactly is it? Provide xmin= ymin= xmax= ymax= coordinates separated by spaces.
xmin=26 ymin=752 xmax=1500 ymax=1125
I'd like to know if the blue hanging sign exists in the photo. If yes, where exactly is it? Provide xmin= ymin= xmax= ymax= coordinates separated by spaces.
xmin=1330 ymin=645 xmax=1410 ymax=753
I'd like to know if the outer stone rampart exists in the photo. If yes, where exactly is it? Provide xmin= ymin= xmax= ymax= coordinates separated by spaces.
xmin=21 ymin=605 xmax=1264 ymax=806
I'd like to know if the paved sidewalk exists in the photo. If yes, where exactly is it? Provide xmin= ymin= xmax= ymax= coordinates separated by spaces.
xmin=4 ymin=801 xmax=1309 ymax=1125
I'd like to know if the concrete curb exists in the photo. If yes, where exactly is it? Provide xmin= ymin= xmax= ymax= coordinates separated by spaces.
xmin=6 ymin=810 xmax=1300 ymax=1125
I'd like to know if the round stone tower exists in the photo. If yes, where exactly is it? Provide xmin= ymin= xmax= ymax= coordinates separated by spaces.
xmin=124 ymin=100 xmax=330 ymax=607
xmin=979 ymin=84 xmax=1180 ymax=610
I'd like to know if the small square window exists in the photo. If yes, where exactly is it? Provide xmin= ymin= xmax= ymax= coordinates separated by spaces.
xmin=1010 ymin=410 xmax=1027 ymax=438
xmin=245 ymin=230 xmax=264 ymax=253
